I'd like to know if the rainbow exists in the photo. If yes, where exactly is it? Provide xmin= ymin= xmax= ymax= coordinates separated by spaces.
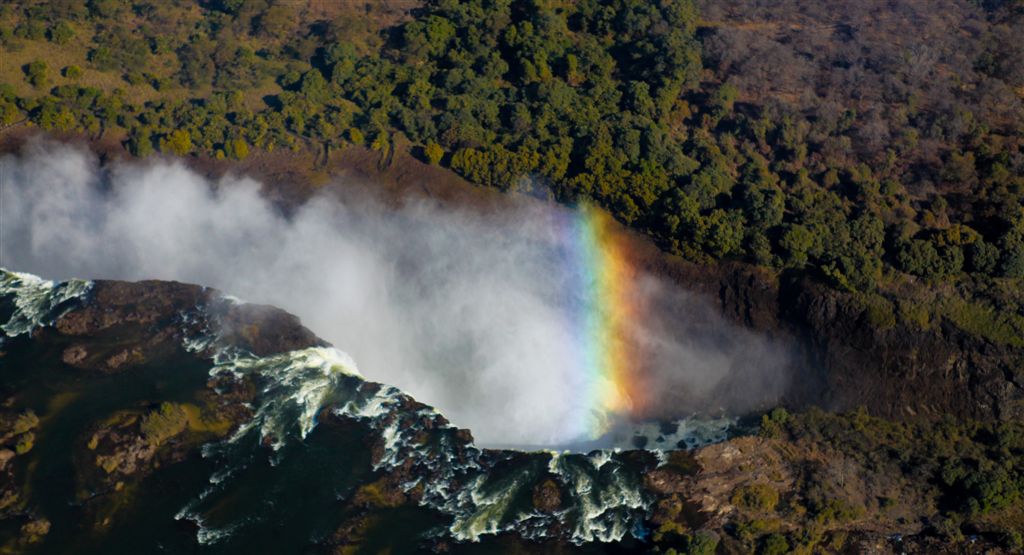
xmin=566 ymin=204 xmax=646 ymax=439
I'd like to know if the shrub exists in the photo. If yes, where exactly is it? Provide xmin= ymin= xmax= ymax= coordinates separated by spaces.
xmin=760 ymin=407 xmax=790 ymax=439
xmin=966 ymin=241 xmax=999 ymax=274
xmin=160 ymin=130 xmax=192 ymax=156
xmin=860 ymin=293 xmax=896 ymax=329
xmin=732 ymin=483 xmax=780 ymax=513
xmin=15 ymin=432 xmax=34 ymax=454
xmin=761 ymin=533 xmax=790 ymax=555
xmin=127 ymin=130 xmax=154 ymax=157
xmin=88 ymin=46 xmax=116 ymax=71
xmin=346 ymin=127 xmax=364 ymax=145
xmin=23 ymin=60 xmax=48 ymax=89
xmin=685 ymin=531 xmax=720 ymax=555
xmin=225 ymin=138 xmax=249 ymax=160
xmin=425 ymin=140 xmax=444 ymax=165
xmin=48 ymin=21 xmax=75 ymax=45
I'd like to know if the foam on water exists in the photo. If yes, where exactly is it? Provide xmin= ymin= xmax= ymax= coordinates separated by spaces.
xmin=621 ymin=416 xmax=737 ymax=451
xmin=193 ymin=334 xmax=658 ymax=544
xmin=211 ymin=346 xmax=361 ymax=449
xmin=0 ymin=269 xmax=92 ymax=337
xmin=1 ymin=271 xmax=732 ymax=546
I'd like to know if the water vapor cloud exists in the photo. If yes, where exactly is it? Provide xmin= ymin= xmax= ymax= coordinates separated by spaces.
xmin=0 ymin=142 xmax=791 ymax=446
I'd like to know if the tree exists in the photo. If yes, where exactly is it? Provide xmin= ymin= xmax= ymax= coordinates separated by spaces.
xmin=761 ymin=533 xmax=790 ymax=555
xmin=780 ymin=224 xmax=814 ymax=266
xmin=697 ymin=209 xmax=745 ymax=257
xmin=967 ymin=241 xmax=999 ymax=274
xmin=256 ymin=4 xmax=299 ymax=40
xmin=225 ymin=138 xmax=249 ymax=160
xmin=63 ymin=65 xmax=82 ymax=79
xmin=711 ymin=82 xmax=738 ymax=116
xmin=424 ymin=141 xmax=444 ymax=165
xmin=299 ymin=70 xmax=328 ymax=103
xmin=127 ymin=129 xmax=154 ymax=157
xmin=741 ymin=184 xmax=784 ymax=229
xmin=403 ymin=15 xmax=456 ymax=59
xmin=160 ymin=130 xmax=192 ymax=156
xmin=346 ymin=127 xmax=364 ymax=145
xmin=177 ymin=40 xmax=215 ymax=88
xmin=24 ymin=60 xmax=48 ymax=89
xmin=0 ymin=99 xmax=20 ymax=126
xmin=48 ymin=21 xmax=75 ymax=45
xmin=896 ymin=239 xmax=945 ymax=278
xmin=685 ymin=531 xmax=720 ymax=555
xmin=998 ymin=232 xmax=1024 ymax=278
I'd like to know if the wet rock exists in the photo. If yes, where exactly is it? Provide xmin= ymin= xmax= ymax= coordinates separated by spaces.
xmin=647 ymin=259 xmax=1024 ymax=425
xmin=103 ymin=347 xmax=144 ymax=370
xmin=86 ymin=402 xmax=234 ymax=484
xmin=327 ymin=513 xmax=374 ymax=554
xmin=0 ymin=410 xmax=39 ymax=522
xmin=214 ymin=301 xmax=326 ymax=356
xmin=0 ymin=488 xmax=17 ymax=513
xmin=62 ymin=344 xmax=88 ymax=365
xmin=0 ymin=411 xmax=37 ymax=441
xmin=644 ymin=468 xmax=689 ymax=495
xmin=688 ymin=437 xmax=795 ymax=526
xmin=353 ymin=476 xmax=409 ymax=509
xmin=56 ymin=280 xmax=205 ymax=336
xmin=20 ymin=518 xmax=50 ymax=543
xmin=7 ymin=272 xmax=1018 ymax=553
xmin=46 ymin=278 xmax=325 ymax=374
xmin=454 ymin=428 xmax=474 ymax=444
xmin=0 ymin=449 xmax=14 ymax=470
xmin=0 ymin=411 xmax=38 ymax=457
xmin=532 ymin=478 xmax=562 ymax=513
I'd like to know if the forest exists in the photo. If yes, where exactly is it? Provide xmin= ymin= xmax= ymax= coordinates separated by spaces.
xmin=1 ymin=0 xmax=1024 ymax=342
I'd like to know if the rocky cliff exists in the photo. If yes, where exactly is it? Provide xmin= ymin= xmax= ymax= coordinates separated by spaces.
xmin=0 ymin=270 xmax=1015 ymax=554
xmin=640 ymin=251 xmax=1024 ymax=424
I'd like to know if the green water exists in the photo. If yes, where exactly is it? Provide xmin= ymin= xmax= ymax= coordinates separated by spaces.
xmin=0 ymin=333 xmax=214 ymax=553
xmin=0 ymin=333 xmax=453 ymax=554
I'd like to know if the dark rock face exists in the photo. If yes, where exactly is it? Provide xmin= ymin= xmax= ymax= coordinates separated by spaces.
xmin=532 ymin=479 xmax=562 ymax=513
xmin=51 ymin=280 xmax=206 ymax=372
xmin=48 ymin=279 xmax=325 ymax=373
xmin=55 ymin=280 xmax=207 ymax=335
xmin=780 ymin=277 xmax=1024 ymax=422
xmin=649 ymin=257 xmax=1024 ymax=423
xmin=210 ymin=300 xmax=327 ymax=357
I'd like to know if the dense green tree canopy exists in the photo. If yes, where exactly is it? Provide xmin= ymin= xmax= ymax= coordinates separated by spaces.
xmin=0 ymin=0 xmax=1022 ymax=338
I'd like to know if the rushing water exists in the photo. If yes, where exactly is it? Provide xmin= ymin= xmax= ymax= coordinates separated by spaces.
xmin=1 ymin=270 xmax=732 ymax=551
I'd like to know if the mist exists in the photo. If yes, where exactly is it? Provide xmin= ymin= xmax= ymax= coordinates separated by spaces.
xmin=0 ymin=141 xmax=792 ymax=446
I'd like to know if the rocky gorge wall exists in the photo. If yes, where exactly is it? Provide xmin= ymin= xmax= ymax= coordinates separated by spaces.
xmin=632 ymin=244 xmax=1024 ymax=424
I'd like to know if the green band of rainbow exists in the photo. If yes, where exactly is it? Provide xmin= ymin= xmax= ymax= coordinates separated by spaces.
xmin=568 ymin=204 xmax=643 ymax=439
